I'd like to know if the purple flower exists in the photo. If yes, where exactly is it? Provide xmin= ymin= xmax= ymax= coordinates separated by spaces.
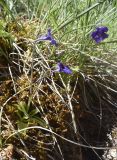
xmin=91 ymin=26 xmax=109 ymax=43
xmin=54 ymin=62 xmax=72 ymax=74
xmin=36 ymin=29 xmax=57 ymax=46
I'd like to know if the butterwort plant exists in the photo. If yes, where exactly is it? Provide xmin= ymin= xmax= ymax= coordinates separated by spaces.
xmin=35 ymin=29 xmax=57 ymax=46
xmin=91 ymin=26 xmax=109 ymax=43
xmin=54 ymin=62 xmax=72 ymax=74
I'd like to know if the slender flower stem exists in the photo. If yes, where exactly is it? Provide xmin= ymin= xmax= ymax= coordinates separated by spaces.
xmin=67 ymin=93 xmax=77 ymax=134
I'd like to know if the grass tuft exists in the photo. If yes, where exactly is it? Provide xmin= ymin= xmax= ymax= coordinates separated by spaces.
xmin=0 ymin=0 xmax=117 ymax=159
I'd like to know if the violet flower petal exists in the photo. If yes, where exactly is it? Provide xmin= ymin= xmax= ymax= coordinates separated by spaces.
xmin=37 ymin=29 xmax=57 ymax=46
xmin=91 ymin=26 xmax=109 ymax=43
xmin=55 ymin=62 xmax=72 ymax=74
